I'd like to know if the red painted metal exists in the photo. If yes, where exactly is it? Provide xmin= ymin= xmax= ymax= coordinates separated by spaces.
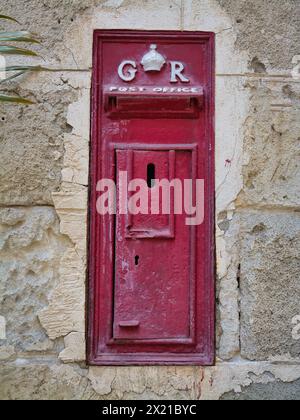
xmin=88 ymin=30 xmax=215 ymax=366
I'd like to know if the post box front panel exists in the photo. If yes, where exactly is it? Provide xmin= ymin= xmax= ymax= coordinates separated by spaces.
xmin=89 ymin=31 xmax=215 ymax=365
xmin=114 ymin=149 xmax=193 ymax=342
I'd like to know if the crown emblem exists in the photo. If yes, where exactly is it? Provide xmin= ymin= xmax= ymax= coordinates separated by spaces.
xmin=141 ymin=44 xmax=166 ymax=72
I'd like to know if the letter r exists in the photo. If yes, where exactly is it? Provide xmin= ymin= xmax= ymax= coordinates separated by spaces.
xmin=170 ymin=61 xmax=190 ymax=83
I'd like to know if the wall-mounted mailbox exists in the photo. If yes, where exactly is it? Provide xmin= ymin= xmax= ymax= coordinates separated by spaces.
xmin=89 ymin=31 xmax=215 ymax=366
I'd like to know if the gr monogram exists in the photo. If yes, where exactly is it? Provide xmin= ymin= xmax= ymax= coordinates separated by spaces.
xmin=118 ymin=44 xmax=190 ymax=84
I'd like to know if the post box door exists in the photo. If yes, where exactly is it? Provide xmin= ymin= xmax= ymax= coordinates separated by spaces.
xmin=114 ymin=149 xmax=194 ymax=341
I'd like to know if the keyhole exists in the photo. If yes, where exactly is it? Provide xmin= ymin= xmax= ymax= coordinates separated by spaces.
xmin=135 ymin=255 xmax=140 ymax=266
xmin=147 ymin=163 xmax=156 ymax=188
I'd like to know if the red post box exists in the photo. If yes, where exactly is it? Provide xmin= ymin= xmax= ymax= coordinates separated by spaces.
xmin=89 ymin=31 xmax=215 ymax=365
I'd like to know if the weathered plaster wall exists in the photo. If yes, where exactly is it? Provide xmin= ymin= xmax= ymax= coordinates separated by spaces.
xmin=0 ymin=0 xmax=299 ymax=400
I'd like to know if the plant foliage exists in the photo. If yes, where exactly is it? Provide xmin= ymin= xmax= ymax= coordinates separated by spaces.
xmin=0 ymin=14 xmax=42 ymax=104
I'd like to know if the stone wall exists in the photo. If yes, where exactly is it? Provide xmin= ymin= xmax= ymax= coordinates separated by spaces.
xmin=0 ymin=0 xmax=299 ymax=400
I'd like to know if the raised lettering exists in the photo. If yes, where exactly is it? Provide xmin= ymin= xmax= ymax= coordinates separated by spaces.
xmin=118 ymin=60 xmax=137 ymax=82
xmin=170 ymin=61 xmax=190 ymax=83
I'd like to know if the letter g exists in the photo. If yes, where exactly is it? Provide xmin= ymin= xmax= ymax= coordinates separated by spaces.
xmin=118 ymin=60 xmax=137 ymax=82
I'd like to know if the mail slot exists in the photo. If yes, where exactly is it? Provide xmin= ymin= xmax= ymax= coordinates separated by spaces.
xmin=104 ymin=86 xmax=204 ymax=119
xmin=88 ymin=30 xmax=215 ymax=366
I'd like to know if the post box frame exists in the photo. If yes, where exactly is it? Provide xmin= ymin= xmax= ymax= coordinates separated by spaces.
xmin=88 ymin=30 xmax=215 ymax=366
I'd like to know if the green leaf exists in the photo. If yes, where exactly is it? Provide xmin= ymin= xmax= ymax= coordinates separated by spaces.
xmin=0 ymin=45 xmax=38 ymax=56
xmin=0 ymin=70 xmax=27 ymax=84
xmin=0 ymin=31 xmax=40 ymax=43
xmin=0 ymin=15 xmax=19 ymax=23
xmin=0 ymin=94 xmax=34 ymax=104
xmin=0 ymin=66 xmax=50 ymax=85
xmin=0 ymin=65 xmax=47 ymax=72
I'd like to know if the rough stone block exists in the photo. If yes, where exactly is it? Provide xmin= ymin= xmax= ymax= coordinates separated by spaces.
xmin=239 ymin=211 xmax=300 ymax=360
xmin=88 ymin=366 xmax=203 ymax=400
xmin=59 ymin=332 xmax=86 ymax=363
xmin=0 ymin=363 xmax=98 ymax=400
xmin=216 ymin=214 xmax=241 ymax=360
xmin=217 ymin=0 xmax=300 ymax=72
xmin=0 ymin=87 xmax=76 ymax=206
xmin=238 ymin=81 xmax=300 ymax=208
xmin=221 ymin=378 xmax=300 ymax=400
xmin=215 ymin=77 xmax=249 ymax=213
xmin=0 ymin=207 xmax=69 ymax=353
